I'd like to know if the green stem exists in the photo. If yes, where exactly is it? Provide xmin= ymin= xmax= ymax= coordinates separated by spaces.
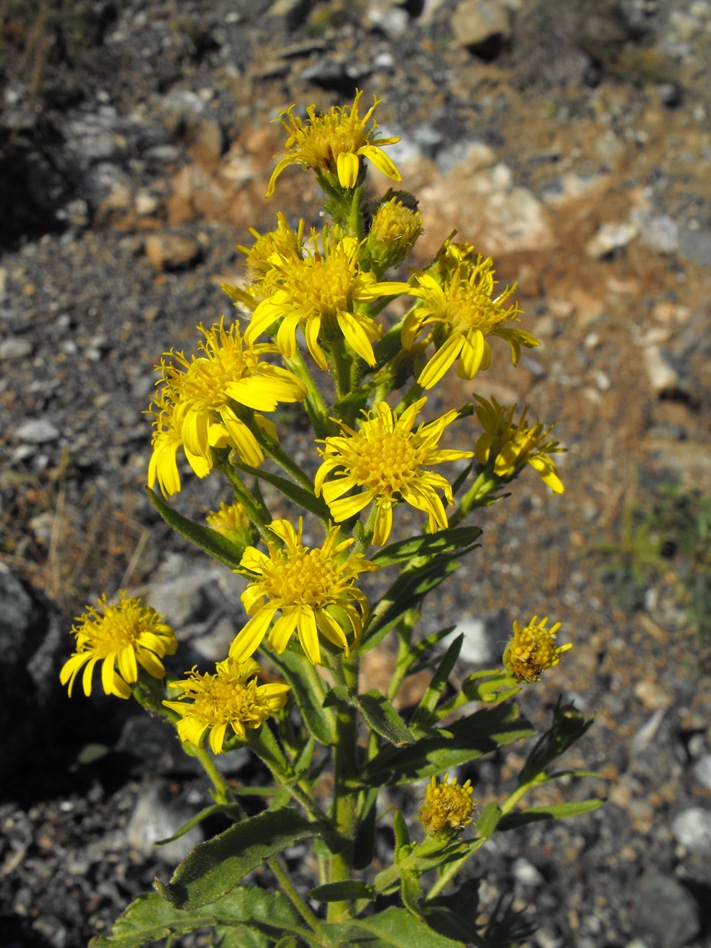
xmin=246 ymin=420 xmax=316 ymax=494
xmin=184 ymin=741 xmax=234 ymax=806
xmin=328 ymin=652 xmax=360 ymax=922
xmin=448 ymin=468 xmax=500 ymax=527
xmin=285 ymin=351 xmax=333 ymax=439
xmin=213 ymin=454 xmax=272 ymax=535
xmin=268 ymin=855 xmax=325 ymax=935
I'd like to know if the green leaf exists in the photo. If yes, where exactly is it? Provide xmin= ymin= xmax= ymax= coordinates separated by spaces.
xmin=356 ymin=690 xmax=415 ymax=746
xmin=308 ymin=881 xmax=374 ymax=902
xmin=155 ymin=803 xmax=240 ymax=845
xmin=409 ymin=634 xmax=463 ymax=732
xmin=362 ymin=702 xmax=534 ymax=787
xmin=497 ymin=798 xmax=604 ymax=831
xmin=268 ymin=648 xmax=338 ymax=746
xmin=371 ymin=527 xmax=483 ymax=568
xmin=156 ymin=809 xmax=320 ymax=910
xmin=363 ymin=553 xmax=472 ymax=652
xmin=393 ymin=809 xmax=411 ymax=861
xmin=424 ymin=878 xmax=486 ymax=945
xmin=146 ymin=487 xmax=247 ymax=570
xmin=401 ymin=868 xmax=423 ymax=920
xmin=90 ymin=886 xmax=306 ymax=947
xmin=324 ymin=906 xmax=465 ymax=947
xmin=234 ymin=460 xmax=330 ymax=520
xmin=518 ymin=700 xmax=595 ymax=785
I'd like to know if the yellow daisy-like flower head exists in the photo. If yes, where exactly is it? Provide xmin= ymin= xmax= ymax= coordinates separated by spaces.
xmin=503 ymin=615 xmax=572 ymax=683
xmin=163 ymin=657 xmax=290 ymax=755
xmin=244 ymin=230 xmax=396 ymax=370
xmin=222 ymin=213 xmax=307 ymax=314
xmin=230 ymin=519 xmax=377 ymax=665
xmin=60 ymin=592 xmax=177 ymax=699
xmin=206 ymin=501 xmax=259 ymax=549
xmin=419 ymin=773 xmax=476 ymax=837
xmin=474 ymin=395 xmax=565 ymax=494
xmin=266 ymin=90 xmax=401 ymax=197
xmin=364 ymin=191 xmax=423 ymax=273
xmin=314 ymin=398 xmax=474 ymax=546
xmin=147 ymin=318 xmax=307 ymax=496
xmin=381 ymin=253 xmax=540 ymax=389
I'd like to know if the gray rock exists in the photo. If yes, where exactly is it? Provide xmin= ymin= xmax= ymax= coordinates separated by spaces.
xmin=14 ymin=418 xmax=61 ymax=444
xmin=693 ymin=754 xmax=711 ymax=790
xmin=0 ymin=337 xmax=33 ymax=360
xmin=126 ymin=780 xmax=203 ymax=864
xmin=671 ymin=806 xmax=711 ymax=855
xmin=632 ymin=871 xmax=700 ymax=948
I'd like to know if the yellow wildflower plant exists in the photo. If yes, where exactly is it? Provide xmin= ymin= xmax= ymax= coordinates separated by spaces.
xmin=60 ymin=591 xmax=177 ymax=699
xmin=474 ymin=394 xmax=565 ymax=494
xmin=503 ymin=615 xmax=573 ymax=683
xmin=419 ymin=773 xmax=476 ymax=836
xmin=63 ymin=93 xmax=601 ymax=946
xmin=148 ymin=318 xmax=306 ymax=495
xmin=379 ymin=253 xmax=540 ymax=389
xmin=265 ymin=90 xmax=401 ymax=197
xmin=314 ymin=398 xmax=473 ymax=546
xmin=163 ymin=657 xmax=290 ymax=755
xmin=230 ymin=519 xmax=377 ymax=665
xmin=243 ymin=228 xmax=398 ymax=371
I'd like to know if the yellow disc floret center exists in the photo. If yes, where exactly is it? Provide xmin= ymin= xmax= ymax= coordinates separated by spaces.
xmin=190 ymin=676 xmax=259 ymax=725
xmin=286 ymin=255 xmax=353 ymax=317
xmin=351 ymin=429 xmax=421 ymax=495
xmin=268 ymin=547 xmax=341 ymax=606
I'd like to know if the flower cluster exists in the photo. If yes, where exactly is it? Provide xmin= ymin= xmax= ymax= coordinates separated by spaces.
xmin=62 ymin=88 xmax=572 ymax=759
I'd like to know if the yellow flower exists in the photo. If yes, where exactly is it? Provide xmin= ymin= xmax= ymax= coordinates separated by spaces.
xmin=419 ymin=774 xmax=476 ymax=836
xmin=474 ymin=395 xmax=565 ymax=494
xmin=147 ymin=319 xmax=307 ymax=496
xmin=222 ymin=213 xmax=307 ymax=312
xmin=163 ymin=657 xmax=290 ymax=755
xmin=379 ymin=253 xmax=540 ymax=389
xmin=364 ymin=192 xmax=423 ymax=272
xmin=230 ymin=519 xmax=377 ymax=665
xmin=503 ymin=615 xmax=572 ymax=683
xmin=244 ymin=230 xmax=397 ymax=370
xmin=314 ymin=398 xmax=473 ymax=546
xmin=266 ymin=90 xmax=401 ymax=196
xmin=206 ymin=501 xmax=258 ymax=548
xmin=60 ymin=592 xmax=177 ymax=699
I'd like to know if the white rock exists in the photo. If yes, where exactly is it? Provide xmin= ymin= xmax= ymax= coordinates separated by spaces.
xmin=15 ymin=419 xmax=60 ymax=444
xmin=586 ymin=221 xmax=639 ymax=258
xmin=671 ymin=806 xmax=711 ymax=855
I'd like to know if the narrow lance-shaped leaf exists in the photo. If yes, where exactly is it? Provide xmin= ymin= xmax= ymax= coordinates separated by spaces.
xmin=356 ymin=690 xmax=416 ymax=746
xmin=518 ymin=699 xmax=595 ymax=785
xmin=146 ymin=487 xmax=247 ymax=570
xmin=497 ymin=797 xmax=604 ymax=831
xmin=362 ymin=702 xmax=534 ymax=787
xmin=409 ymin=633 xmax=463 ymax=733
xmin=268 ymin=647 xmax=338 ymax=746
xmin=156 ymin=809 xmax=320 ymax=910
xmin=371 ymin=526 xmax=482 ymax=568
